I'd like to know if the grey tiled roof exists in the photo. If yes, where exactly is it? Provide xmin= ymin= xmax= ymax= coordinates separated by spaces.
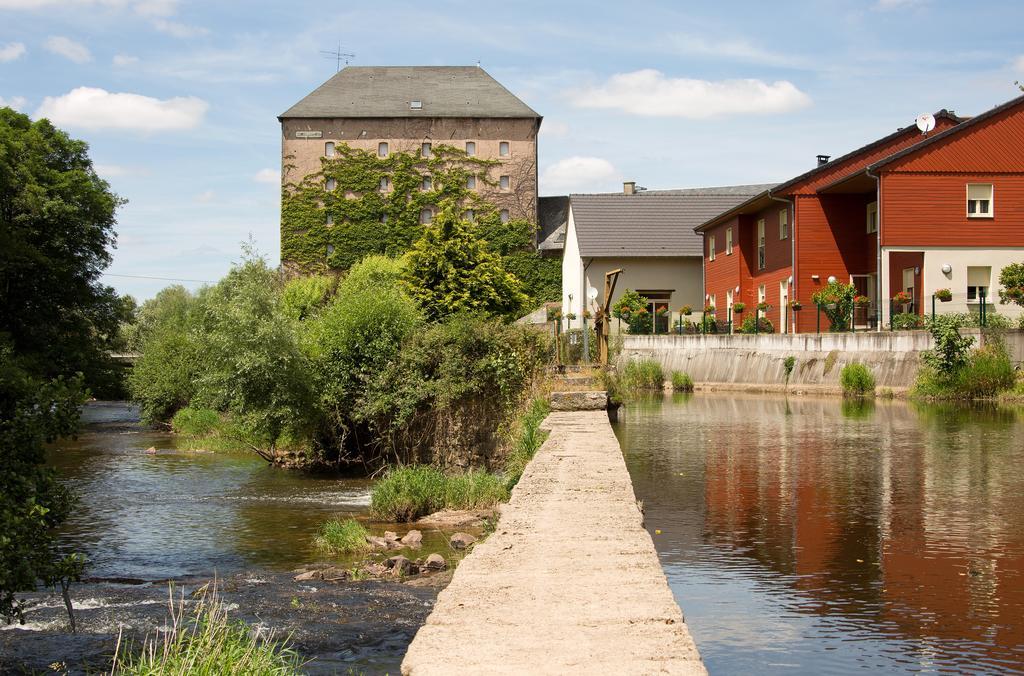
xmin=280 ymin=66 xmax=540 ymax=119
xmin=570 ymin=185 xmax=775 ymax=258
xmin=538 ymin=195 xmax=569 ymax=246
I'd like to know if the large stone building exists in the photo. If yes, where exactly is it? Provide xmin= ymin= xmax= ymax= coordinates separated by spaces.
xmin=278 ymin=66 xmax=541 ymax=269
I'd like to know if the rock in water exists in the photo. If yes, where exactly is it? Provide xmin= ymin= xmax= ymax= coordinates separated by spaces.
xmin=366 ymin=535 xmax=389 ymax=550
xmin=384 ymin=531 xmax=399 ymax=543
xmin=424 ymin=553 xmax=447 ymax=571
xmin=449 ymin=532 xmax=477 ymax=549
xmin=387 ymin=555 xmax=416 ymax=577
xmin=293 ymin=569 xmax=321 ymax=581
xmin=400 ymin=530 xmax=423 ymax=547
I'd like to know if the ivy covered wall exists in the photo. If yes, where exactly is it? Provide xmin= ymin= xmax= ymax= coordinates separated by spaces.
xmin=281 ymin=143 xmax=559 ymax=307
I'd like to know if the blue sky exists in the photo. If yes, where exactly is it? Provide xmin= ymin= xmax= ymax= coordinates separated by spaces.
xmin=2 ymin=0 xmax=1023 ymax=299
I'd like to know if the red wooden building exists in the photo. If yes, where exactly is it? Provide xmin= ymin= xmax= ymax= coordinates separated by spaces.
xmin=696 ymin=93 xmax=1024 ymax=332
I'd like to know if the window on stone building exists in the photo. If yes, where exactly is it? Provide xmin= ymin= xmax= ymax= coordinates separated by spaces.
xmin=500 ymin=175 xmax=510 ymax=190
xmin=325 ymin=142 xmax=335 ymax=158
xmin=326 ymin=178 xmax=336 ymax=191
xmin=467 ymin=176 xmax=477 ymax=189
xmin=500 ymin=209 xmax=510 ymax=223
xmin=378 ymin=142 xmax=389 ymax=158
xmin=422 ymin=142 xmax=432 ymax=157
xmin=422 ymin=176 xmax=432 ymax=191
xmin=499 ymin=141 xmax=510 ymax=156
xmin=420 ymin=208 xmax=433 ymax=225
xmin=325 ymin=214 xmax=334 ymax=226
xmin=379 ymin=176 xmax=390 ymax=191
xmin=465 ymin=209 xmax=475 ymax=222
xmin=465 ymin=141 xmax=476 ymax=156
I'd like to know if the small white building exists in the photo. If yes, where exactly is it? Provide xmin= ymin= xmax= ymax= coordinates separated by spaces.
xmin=557 ymin=182 xmax=774 ymax=332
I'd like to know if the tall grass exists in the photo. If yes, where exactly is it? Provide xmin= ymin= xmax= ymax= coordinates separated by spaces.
xmin=313 ymin=518 xmax=370 ymax=555
xmin=370 ymin=466 xmax=509 ymax=522
xmin=111 ymin=583 xmax=301 ymax=675
xmin=670 ymin=371 xmax=694 ymax=392
xmin=618 ymin=359 xmax=664 ymax=392
xmin=915 ymin=344 xmax=1016 ymax=399
xmin=840 ymin=363 xmax=875 ymax=397
xmin=503 ymin=397 xmax=551 ymax=490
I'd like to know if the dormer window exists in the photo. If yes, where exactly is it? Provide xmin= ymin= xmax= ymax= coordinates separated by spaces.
xmin=967 ymin=184 xmax=993 ymax=218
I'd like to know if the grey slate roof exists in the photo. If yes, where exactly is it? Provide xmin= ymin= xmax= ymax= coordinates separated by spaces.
xmin=280 ymin=66 xmax=540 ymax=119
xmin=538 ymin=195 xmax=569 ymax=249
xmin=570 ymin=185 xmax=775 ymax=258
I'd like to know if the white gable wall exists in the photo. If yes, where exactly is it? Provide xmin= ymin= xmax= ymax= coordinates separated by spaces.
xmin=561 ymin=206 xmax=585 ymax=331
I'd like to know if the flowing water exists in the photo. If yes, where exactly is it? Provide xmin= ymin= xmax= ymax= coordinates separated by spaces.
xmin=615 ymin=393 xmax=1024 ymax=675
xmin=1 ymin=402 xmax=442 ymax=674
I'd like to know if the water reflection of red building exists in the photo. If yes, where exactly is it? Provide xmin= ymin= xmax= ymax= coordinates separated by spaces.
xmin=700 ymin=398 xmax=1024 ymax=661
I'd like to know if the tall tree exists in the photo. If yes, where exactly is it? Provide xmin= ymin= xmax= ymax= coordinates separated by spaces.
xmin=0 ymin=107 xmax=125 ymax=393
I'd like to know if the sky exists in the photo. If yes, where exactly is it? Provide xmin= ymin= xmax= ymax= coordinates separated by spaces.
xmin=2 ymin=0 xmax=1023 ymax=300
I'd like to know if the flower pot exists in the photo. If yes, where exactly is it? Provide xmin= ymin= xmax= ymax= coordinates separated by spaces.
xmin=939 ymin=297 xmax=952 ymax=303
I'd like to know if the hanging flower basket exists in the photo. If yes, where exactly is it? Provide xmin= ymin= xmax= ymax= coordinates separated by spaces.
xmin=892 ymin=291 xmax=912 ymax=305
xmin=935 ymin=288 xmax=952 ymax=302
xmin=564 ymin=312 xmax=577 ymax=321
xmin=732 ymin=302 xmax=746 ymax=313
xmin=790 ymin=300 xmax=803 ymax=311
xmin=757 ymin=302 xmax=772 ymax=312
xmin=704 ymin=304 xmax=716 ymax=314
xmin=853 ymin=295 xmax=871 ymax=307
xmin=679 ymin=305 xmax=693 ymax=316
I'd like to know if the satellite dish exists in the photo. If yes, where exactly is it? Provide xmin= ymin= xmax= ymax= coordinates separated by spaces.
xmin=916 ymin=113 xmax=936 ymax=133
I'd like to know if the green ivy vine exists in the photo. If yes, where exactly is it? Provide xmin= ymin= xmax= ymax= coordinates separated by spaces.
xmin=281 ymin=142 xmax=559 ymax=305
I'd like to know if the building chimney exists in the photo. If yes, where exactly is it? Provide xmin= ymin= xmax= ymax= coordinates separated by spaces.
xmin=623 ymin=181 xmax=636 ymax=195
xmin=816 ymin=154 xmax=830 ymax=167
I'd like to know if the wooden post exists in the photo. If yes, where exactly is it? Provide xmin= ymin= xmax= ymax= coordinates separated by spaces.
xmin=597 ymin=269 xmax=622 ymax=366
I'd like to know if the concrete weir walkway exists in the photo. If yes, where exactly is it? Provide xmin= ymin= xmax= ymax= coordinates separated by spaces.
xmin=402 ymin=411 xmax=706 ymax=675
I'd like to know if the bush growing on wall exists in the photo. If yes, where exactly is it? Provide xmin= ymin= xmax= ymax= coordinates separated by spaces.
xmin=840 ymin=363 xmax=875 ymax=397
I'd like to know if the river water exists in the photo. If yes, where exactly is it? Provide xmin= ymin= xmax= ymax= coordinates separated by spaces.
xmin=615 ymin=394 xmax=1024 ymax=675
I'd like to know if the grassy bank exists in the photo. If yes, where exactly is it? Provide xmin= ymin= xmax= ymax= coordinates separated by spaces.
xmin=113 ymin=584 xmax=301 ymax=675
xmin=314 ymin=518 xmax=371 ymax=555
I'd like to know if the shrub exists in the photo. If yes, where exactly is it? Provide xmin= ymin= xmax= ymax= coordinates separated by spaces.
xmin=954 ymin=345 xmax=1016 ymax=398
xmin=921 ymin=315 xmax=973 ymax=376
xmin=171 ymin=406 xmax=220 ymax=437
xmin=998 ymin=262 xmax=1024 ymax=307
xmin=612 ymin=290 xmax=652 ymax=334
xmin=503 ymin=398 xmax=551 ymax=490
xmin=112 ymin=583 xmax=300 ymax=675
xmin=314 ymin=518 xmax=370 ymax=555
xmin=670 ymin=371 xmax=694 ymax=392
xmin=783 ymin=356 xmax=796 ymax=380
xmin=280 ymin=274 xmax=334 ymax=321
xmin=619 ymin=359 xmax=664 ymax=391
xmin=370 ymin=466 xmax=509 ymax=522
xmin=738 ymin=315 xmax=774 ymax=334
xmin=891 ymin=312 xmax=925 ymax=330
xmin=811 ymin=281 xmax=856 ymax=331
xmin=840 ymin=363 xmax=875 ymax=397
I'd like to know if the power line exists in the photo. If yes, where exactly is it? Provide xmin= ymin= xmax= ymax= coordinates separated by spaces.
xmin=102 ymin=273 xmax=215 ymax=284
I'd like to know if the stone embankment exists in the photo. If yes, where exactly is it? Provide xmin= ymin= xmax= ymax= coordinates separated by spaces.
xmin=401 ymin=409 xmax=706 ymax=675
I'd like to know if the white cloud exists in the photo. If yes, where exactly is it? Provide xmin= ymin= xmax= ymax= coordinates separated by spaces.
xmin=0 ymin=42 xmax=26 ymax=62
xmin=152 ymin=18 xmax=207 ymax=38
xmin=1013 ymin=56 xmax=1024 ymax=73
xmin=195 ymin=190 xmax=215 ymax=203
xmin=874 ymin=0 xmax=926 ymax=9
xmin=539 ymin=120 xmax=570 ymax=138
xmin=0 ymin=96 xmax=28 ymax=111
xmin=665 ymin=33 xmax=806 ymax=69
xmin=44 ymin=36 xmax=91 ymax=63
xmin=253 ymin=168 xmax=280 ymax=184
xmin=572 ymin=69 xmax=811 ymax=119
xmin=113 ymin=54 xmax=139 ymax=66
xmin=94 ymin=163 xmax=129 ymax=176
xmin=541 ymin=156 xmax=620 ymax=193
xmin=36 ymin=87 xmax=208 ymax=132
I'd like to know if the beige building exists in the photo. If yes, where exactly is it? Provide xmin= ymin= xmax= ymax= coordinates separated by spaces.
xmin=560 ymin=183 xmax=774 ymax=333
xmin=278 ymin=66 xmax=541 ymax=256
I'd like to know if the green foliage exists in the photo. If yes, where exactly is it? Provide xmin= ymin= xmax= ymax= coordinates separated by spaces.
xmin=611 ymin=290 xmax=652 ymax=334
xmin=369 ymin=466 xmax=509 ymax=522
xmin=314 ymin=518 xmax=370 ymax=555
xmin=619 ymin=359 xmax=665 ymax=391
xmin=503 ymin=398 xmax=551 ymax=490
xmin=402 ymin=204 xmax=526 ymax=320
xmin=171 ymin=407 xmax=220 ymax=437
xmin=891 ymin=312 xmax=925 ymax=330
xmin=738 ymin=315 xmax=774 ymax=334
xmin=998 ymin=262 xmax=1024 ymax=306
xmin=921 ymin=315 xmax=974 ymax=376
xmin=0 ymin=107 xmax=128 ymax=396
xmin=783 ymin=356 xmax=796 ymax=380
xmin=670 ymin=371 xmax=694 ymax=392
xmin=811 ymin=281 xmax=856 ymax=332
xmin=840 ymin=363 xmax=875 ymax=397
xmin=0 ymin=350 xmax=87 ymax=623
xmin=280 ymin=274 xmax=334 ymax=321
xmin=954 ymin=346 xmax=1016 ymax=398
xmin=562 ymin=327 xmax=597 ymax=364
xmin=112 ymin=584 xmax=301 ymax=675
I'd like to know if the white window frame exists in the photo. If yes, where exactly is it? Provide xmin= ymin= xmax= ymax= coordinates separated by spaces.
xmin=378 ymin=142 xmax=389 ymax=158
xmin=967 ymin=183 xmax=993 ymax=218
xmin=867 ymin=201 xmax=878 ymax=233
xmin=779 ymin=209 xmax=788 ymax=240
xmin=709 ymin=234 xmax=716 ymax=261
xmin=757 ymin=219 xmax=766 ymax=270
xmin=726 ymin=227 xmax=733 ymax=255
xmin=465 ymin=141 xmax=476 ymax=156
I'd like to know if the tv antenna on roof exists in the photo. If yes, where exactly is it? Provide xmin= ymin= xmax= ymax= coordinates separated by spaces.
xmin=321 ymin=43 xmax=355 ymax=72
xmin=916 ymin=113 xmax=936 ymax=135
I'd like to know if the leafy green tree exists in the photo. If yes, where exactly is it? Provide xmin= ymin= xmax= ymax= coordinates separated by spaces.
xmin=402 ymin=204 xmax=526 ymax=320
xmin=998 ymin=262 xmax=1024 ymax=307
xmin=921 ymin=314 xmax=974 ymax=376
xmin=811 ymin=281 xmax=856 ymax=332
xmin=611 ymin=290 xmax=652 ymax=334
xmin=0 ymin=347 xmax=87 ymax=626
xmin=0 ymin=108 xmax=126 ymax=394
